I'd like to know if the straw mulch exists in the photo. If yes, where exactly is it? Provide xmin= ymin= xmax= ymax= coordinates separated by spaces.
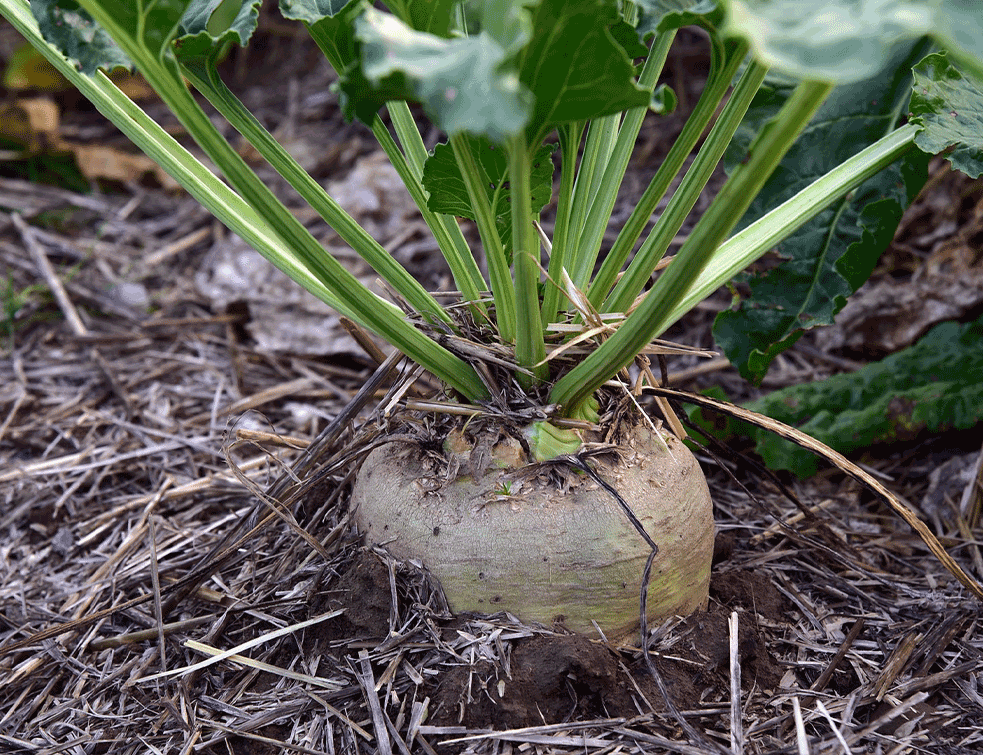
xmin=2 ymin=167 xmax=983 ymax=755
xmin=3 ymin=15 xmax=983 ymax=750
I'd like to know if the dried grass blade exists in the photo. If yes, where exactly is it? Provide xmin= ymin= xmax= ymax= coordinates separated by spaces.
xmin=357 ymin=650 xmax=393 ymax=755
xmin=224 ymin=436 xmax=333 ymax=563
xmin=792 ymin=697 xmax=809 ymax=755
xmin=894 ymin=659 xmax=981 ymax=696
xmin=729 ymin=611 xmax=743 ymax=755
xmin=134 ymin=610 xmax=343 ymax=683
xmin=960 ymin=442 xmax=983 ymax=526
xmin=407 ymin=698 xmax=429 ymax=744
xmin=847 ymin=691 xmax=929 ymax=743
xmin=182 ymin=639 xmax=346 ymax=690
xmin=306 ymin=691 xmax=375 ymax=742
xmin=434 ymin=718 xmax=624 ymax=747
xmin=204 ymin=723 xmax=330 ymax=755
xmin=88 ymin=614 xmax=220 ymax=650
xmin=811 ymin=617 xmax=865 ymax=692
xmin=815 ymin=700 xmax=854 ymax=754
xmin=539 ymin=323 xmax=617 ymax=365
xmin=560 ymin=267 xmax=604 ymax=330
xmin=16 ymin=212 xmax=87 ymax=337
xmin=873 ymin=632 xmax=923 ymax=702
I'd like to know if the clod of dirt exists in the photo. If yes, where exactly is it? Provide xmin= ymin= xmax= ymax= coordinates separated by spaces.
xmin=682 ymin=607 xmax=782 ymax=690
xmin=308 ymin=552 xmax=394 ymax=654
xmin=429 ymin=634 xmax=641 ymax=729
xmin=710 ymin=569 xmax=787 ymax=622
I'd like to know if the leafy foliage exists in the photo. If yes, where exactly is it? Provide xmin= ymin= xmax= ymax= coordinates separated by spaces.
xmin=339 ymin=0 xmax=650 ymax=145
xmin=742 ymin=313 xmax=983 ymax=475
xmin=726 ymin=0 xmax=983 ymax=83
xmin=279 ymin=0 xmax=363 ymax=74
xmin=714 ymin=40 xmax=932 ymax=383
xmin=910 ymin=52 xmax=983 ymax=179
xmin=31 ymin=0 xmax=132 ymax=74
xmin=635 ymin=0 xmax=723 ymax=39
xmin=174 ymin=0 xmax=261 ymax=59
xmin=423 ymin=138 xmax=556 ymax=261
xmin=516 ymin=0 xmax=649 ymax=144
xmin=343 ymin=8 xmax=531 ymax=141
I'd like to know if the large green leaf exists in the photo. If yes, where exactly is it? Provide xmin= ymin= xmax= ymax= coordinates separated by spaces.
xmin=31 ymin=0 xmax=133 ymax=73
xmin=910 ymin=52 xmax=983 ymax=179
xmin=519 ymin=0 xmax=649 ymax=143
xmin=468 ymin=0 xmax=531 ymax=57
xmin=281 ymin=0 xmax=350 ymax=18
xmin=34 ymin=0 xmax=247 ymax=73
xmin=926 ymin=0 xmax=983 ymax=81
xmin=743 ymin=313 xmax=983 ymax=476
xmin=422 ymin=137 xmax=556 ymax=261
xmin=713 ymin=40 xmax=931 ymax=384
xmin=340 ymin=7 xmax=532 ymax=141
xmin=632 ymin=1 xmax=733 ymax=101
xmin=341 ymin=0 xmax=649 ymax=144
xmin=725 ymin=0 xmax=983 ymax=83
xmin=82 ymin=0 xmax=189 ymax=60
xmin=33 ymin=0 xmax=259 ymax=69
xmin=389 ymin=0 xmax=459 ymax=37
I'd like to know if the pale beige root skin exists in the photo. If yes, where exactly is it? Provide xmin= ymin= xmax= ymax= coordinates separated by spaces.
xmin=351 ymin=424 xmax=714 ymax=640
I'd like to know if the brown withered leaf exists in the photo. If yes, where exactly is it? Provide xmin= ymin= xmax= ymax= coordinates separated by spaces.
xmin=1 ymin=96 xmax=179 ymax=189
xmin=817 ymin=241 xmax=983 ymax=355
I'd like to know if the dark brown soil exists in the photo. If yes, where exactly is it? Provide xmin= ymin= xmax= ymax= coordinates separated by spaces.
xmin=302 ymin=552 xmax=785 ymax=731
xmin=431 ymin=634 xmax=634 ymax=729
xmin=311 ymin=551 xmax=396 ymax=649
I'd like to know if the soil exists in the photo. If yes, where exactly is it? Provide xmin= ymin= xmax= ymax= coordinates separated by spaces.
xmin=304 ymin=551 xmax=787 ymax=731
xmin=2 ymin=10 xmax=983 ymax=755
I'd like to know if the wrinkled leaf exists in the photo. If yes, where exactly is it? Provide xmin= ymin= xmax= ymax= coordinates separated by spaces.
xmin=634 ymin=0 xmax=723 ymax=40
xmin=519 ymin=0 xmax=649 ymax=143
xmin=87 ymin=0 xmax=190 ymax=59
xmin=280 ymin=0 xmax=350 ymax=20
xmin=389 ymin=0 xmax=459 ymax=38
xmin=341 ymin=7 xmax=531 ymax=141
xmin=423 ymin=137 xmax=556 ymax=260
xmin=910 ymin=52 xmax=983 ymax=179
xmin=725 ymin=0 xmax=983 ymax=83
xmin=744 ymin=313 xmax=983 ymax=475
xmin=31 ymin=0 xmax=133 ymax=74
xmin=34 ymin=0 xmax=258 ymax=72
xmin=713 ymin=40 xmax=931 ymax=383
xmin=173 ymin=0 xmax=261 ymax=59
xmin=464 ymin=0 xmax=531 ymax=58
xmin=342 ymin=0 xmax=649 ymax=144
